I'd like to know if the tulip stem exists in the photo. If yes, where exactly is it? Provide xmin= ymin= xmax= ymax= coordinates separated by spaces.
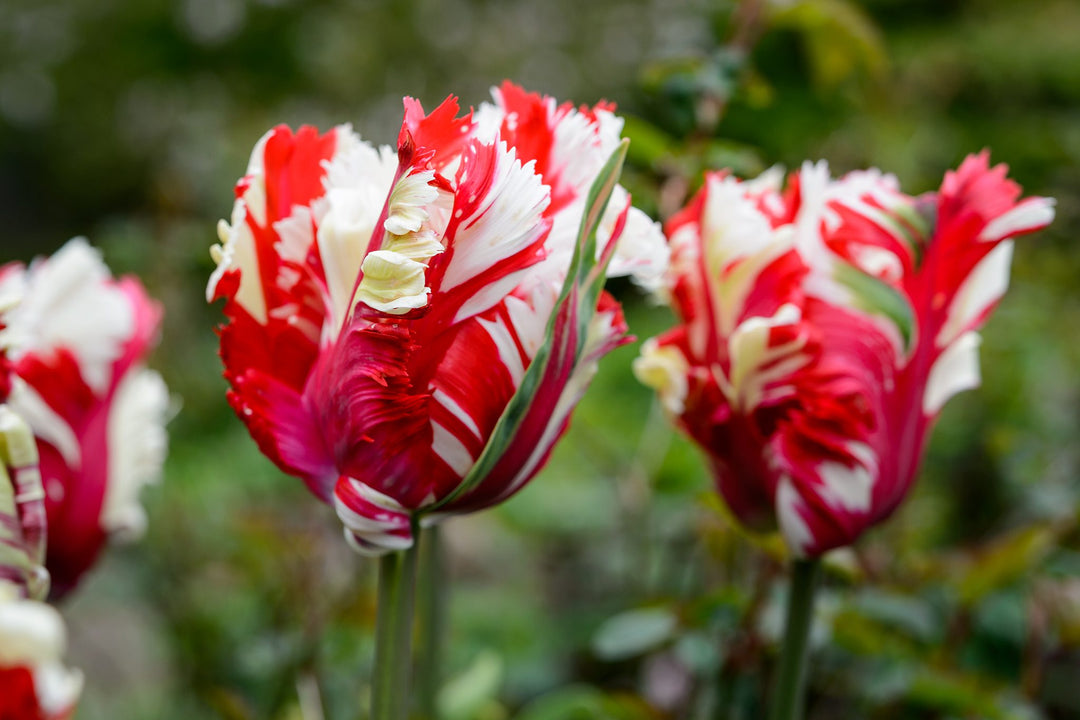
xmin=372 ymin=541 xmax=419 ymax=720
xmin=415 ymin=525 xmax=446 ymax=719
xmin=769 ymin=558 xmax=821 ymax=720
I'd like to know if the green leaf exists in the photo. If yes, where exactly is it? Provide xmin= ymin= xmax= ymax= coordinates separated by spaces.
xmin=438 ymin=650 xmax=505 ymax=720
xmin=514 ymin=686 xmax=652 ymax=720
xmin=768 ymin=0 xmax=888 ymax=91
xmin=592 ymin=606 xmax=678 ymax=661
xmin=955 ymin=523 xmax=1061 ymax=605
xmin=849 ymin=589 xmax=943 ymax=644
xmin=620 ymin=115 xmax=676 ymax=170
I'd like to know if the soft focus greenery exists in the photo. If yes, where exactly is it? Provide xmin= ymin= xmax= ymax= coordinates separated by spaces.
xmin=3 ymin=0 xmax=1079 ymax=718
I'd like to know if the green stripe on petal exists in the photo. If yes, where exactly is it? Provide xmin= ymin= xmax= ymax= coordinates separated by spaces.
xmin=833 ymin=260 xmax=916 ymax=354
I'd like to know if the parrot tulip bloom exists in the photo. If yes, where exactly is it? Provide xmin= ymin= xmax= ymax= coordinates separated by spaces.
xmin=208 ymin=83 xmax=667 ymax=554
xmin=635 ymin=154 xmax=1054 ymax=557
xmin=0 ymin=239 xmax=169 ymax=597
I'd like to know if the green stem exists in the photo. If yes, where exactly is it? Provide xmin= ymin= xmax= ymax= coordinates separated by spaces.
xmin=769 ymin=558 xmax=821 ymax=720
xmin=371 ymin=541 xmax=420 ymax=720
xmin=415 ymin=525 xmax=446 ymax=720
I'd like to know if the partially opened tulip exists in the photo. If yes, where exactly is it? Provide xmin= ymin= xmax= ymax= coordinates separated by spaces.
xmin=0 ymin=239 xmax=169 ymax=599
xmin=634 ymin=153 xmax=1054 ymax=719
xmin=208 ymin=82 xmax=666 ymax=719
xmin=0 ymin=322 xmax=82 ymax=720
xmin=208 ymin=83 xmax=665 ymax=550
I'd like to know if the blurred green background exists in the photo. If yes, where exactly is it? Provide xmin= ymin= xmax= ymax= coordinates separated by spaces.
xmin=2 ymin=0 xmax=1080 ymax=718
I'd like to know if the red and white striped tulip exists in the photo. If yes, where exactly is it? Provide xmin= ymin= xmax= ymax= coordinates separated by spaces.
xmin=0 ymin=239 xmax=169 ymax=597
xmin=635 ymin=154 xmax=1054 ymax=557
xmin=208 ymin=83 xmax=667 ymax=554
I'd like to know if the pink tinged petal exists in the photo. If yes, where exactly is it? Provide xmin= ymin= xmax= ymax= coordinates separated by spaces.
xmin=230 ymin=370 xmax=336 ymax=501
xmin=935 ymin=240 xmax=1013 ymax=349
xmin=312 ymin=319 xmax=434 ymax=508
xmin=923 ymin=330 xmax=982 ymax=415
xmin=333 ymin=477 xmax=414 ymax=556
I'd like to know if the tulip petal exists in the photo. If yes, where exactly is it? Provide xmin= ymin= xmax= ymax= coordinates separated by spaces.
xmin=429 ymin=140 xmax=629 ymax=511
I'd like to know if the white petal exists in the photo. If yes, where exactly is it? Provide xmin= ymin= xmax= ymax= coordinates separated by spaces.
xmin=936 ymin=240 xmax=1013 ymax=348
xmin=776 ymin=476 xmax=814 ymax=558
xmin=316 ymin=135 xmax=398 ymax=333
xmin=431 ymin=422 xmax=475 ymax=478
xmin=923 ymin=331 xmax=982 ymax=415
xmin=7 ymin=378 xmax=80 ymax=469
xmin=979 ymin=197 xmax=1056 ymax=242
xmin=633 ymin=339 xmax=689 ymax=415
xmin=432 ymin=388 xmax=482 ymax=440
xmin=440 ymin=142 xmax=550 ymax=313
xmin=816 ymin=449 xmax=875 ymax=514
xmin=602 ymin=189 xmax=670 ymax=294
xmin=0 ymin=595 xmax=66 ymax=664
xmin=5 ymin=239 xmax=134 ymax=394
xmin=103 ymin=368 xmax=170 ymax=539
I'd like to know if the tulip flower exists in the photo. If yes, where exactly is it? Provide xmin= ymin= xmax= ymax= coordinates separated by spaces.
xmin=207 ymin=82 xmax=666 ymax=555
xmin=0 ymin=341 xmax=81 ymax=720
xmin=208 ymin=82 xmax=666 ymax=720
xmin=636 ymin=154 xmax=1053 ymax=556
xmin=634 ymin=153 xmax=1054 ymax=719
xmin=0 ymin=239 xmax=169 ymax=598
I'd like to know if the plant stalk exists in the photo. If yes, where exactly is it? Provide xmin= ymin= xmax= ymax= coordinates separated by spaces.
xmin=415 ymin=524 xmax=446 ymax=719
xmin=769 ymin=558 xmax=821 ymax=720
xmin=371 ymin=541 xmax=420 ymax=720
